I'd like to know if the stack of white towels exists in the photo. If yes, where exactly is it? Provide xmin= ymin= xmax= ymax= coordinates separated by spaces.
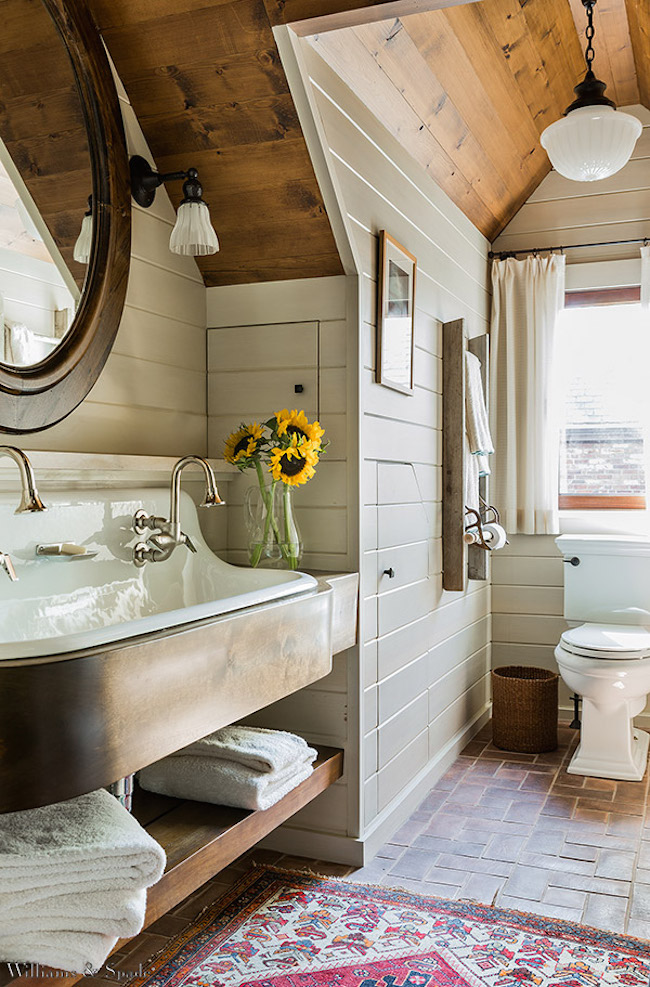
xmin=138 ymin=725 xmax=318 ymax=811
xmin=0 ymin=788 xmax=166 ymax=974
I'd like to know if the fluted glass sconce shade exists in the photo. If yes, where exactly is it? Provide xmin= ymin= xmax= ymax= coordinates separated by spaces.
xmin=540 ymin=0 xmax=641 ymax=182
xmin=73 ymin=213 xmax=93 ymax=263
xmin=73 ymin=195 xmax=93 ymax=264
xmin=129 ymin=156 xmax=219 ymax=257
xmin=541 ymin=104 xmax=642 ymax=182
xmin=169 ymin=200 xmax=219 ymax=256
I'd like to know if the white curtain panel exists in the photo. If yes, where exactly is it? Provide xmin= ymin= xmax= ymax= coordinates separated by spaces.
xmin=489 ymin=253 xmax=566 ymax=535
xmin=641 ymin=244 xmax=650 ymax=310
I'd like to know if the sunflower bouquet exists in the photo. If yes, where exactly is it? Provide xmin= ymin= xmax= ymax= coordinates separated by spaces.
xmin=224 ymin=410 xmax=325 ymax=569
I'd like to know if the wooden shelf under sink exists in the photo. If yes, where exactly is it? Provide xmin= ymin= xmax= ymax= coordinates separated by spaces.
xmin=0 ymin=746 xmax=344 ymax=987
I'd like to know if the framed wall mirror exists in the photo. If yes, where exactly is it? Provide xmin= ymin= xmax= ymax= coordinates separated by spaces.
xmin=0 ymin=0 xmax=131 ymax=433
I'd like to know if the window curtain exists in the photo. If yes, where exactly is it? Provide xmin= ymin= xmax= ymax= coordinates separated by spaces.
xmin=489 ymin=254 xmax=566 ymax=535
xmin=641 ymin=244 xmax=650 ymax=310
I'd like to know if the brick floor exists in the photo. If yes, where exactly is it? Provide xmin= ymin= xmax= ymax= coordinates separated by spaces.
xmin=5 ymin=719 xmax=650 ymax=986
xmin=351 ymin=720 xmax=650 ymax=935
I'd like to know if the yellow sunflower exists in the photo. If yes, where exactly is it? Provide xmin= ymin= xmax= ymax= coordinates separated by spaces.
xmin=224 ymin=422 xmax=265 ymax=464
xmin=275 ymin=409 xmax=325 ymax=449
xmin=269 ymin=435 xmax=319 ymax=487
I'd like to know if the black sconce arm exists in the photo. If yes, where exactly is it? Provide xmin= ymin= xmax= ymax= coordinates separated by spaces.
xmin=129 ymin=155 xmax=204 ymax=208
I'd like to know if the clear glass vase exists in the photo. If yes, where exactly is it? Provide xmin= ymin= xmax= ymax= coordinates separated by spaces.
xmin=245 ymin=481 xmax=302 ymax=569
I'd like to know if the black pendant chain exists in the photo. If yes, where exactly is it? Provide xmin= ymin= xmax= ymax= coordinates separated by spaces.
xmin=583 ymin=0 xmax=596 ymax=71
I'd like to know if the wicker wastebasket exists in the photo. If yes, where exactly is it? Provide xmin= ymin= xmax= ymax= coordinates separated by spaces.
xmin=491 ymin=666 xmax=558 ymax=753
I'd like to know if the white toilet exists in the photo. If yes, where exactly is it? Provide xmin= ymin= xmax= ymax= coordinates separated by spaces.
xmin=555 ymin=534 xmax=650 ymax=781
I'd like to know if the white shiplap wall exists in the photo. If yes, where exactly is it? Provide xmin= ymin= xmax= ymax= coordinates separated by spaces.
xmin=205 ymin=275 xmax=357 ymax=855
xmin=206 ymin=275 xmax=355 ymax=573
xmin=1 ymin=85 xmax=207 ymax=455
xmin=304 ymin=39 xmax=492 ymax=851
xmin=492 ymin=104 xmax=650 ymax=717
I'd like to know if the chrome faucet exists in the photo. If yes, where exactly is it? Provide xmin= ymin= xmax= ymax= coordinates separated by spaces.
xmin=0 ymin=446 xmax=47 ymax=582
xmin=133 ymin=456 xmax=224 ymax=567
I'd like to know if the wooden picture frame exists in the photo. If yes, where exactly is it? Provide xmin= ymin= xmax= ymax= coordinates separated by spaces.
xmin=376 ymin=230 xmax=416 ymax=395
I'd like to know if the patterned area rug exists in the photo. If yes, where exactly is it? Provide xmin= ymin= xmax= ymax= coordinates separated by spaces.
xmin=129 ymin=867 xmax=650 ymax=987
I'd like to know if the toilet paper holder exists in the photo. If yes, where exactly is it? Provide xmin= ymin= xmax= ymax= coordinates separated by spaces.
xmin=464 ymin=500 xmax=508 ymax=551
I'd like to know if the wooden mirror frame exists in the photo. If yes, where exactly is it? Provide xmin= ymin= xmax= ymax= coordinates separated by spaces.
xmin=0 ymin=0 xmax=131 ymax=433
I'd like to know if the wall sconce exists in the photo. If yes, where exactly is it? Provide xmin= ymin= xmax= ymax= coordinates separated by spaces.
xmin=129 ymin=155 xmax=219 ymax=257
xmin=73 ymin=195 xmax=93 ymax=264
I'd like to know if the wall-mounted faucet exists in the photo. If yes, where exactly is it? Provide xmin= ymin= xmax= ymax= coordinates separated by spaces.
xmin=0 ymin=447 xmax=47 ymax=582
xmin=132 ymin=456 xmax=224 ymax=567
xmin=0 ymin=447 xmax=47 ymax=514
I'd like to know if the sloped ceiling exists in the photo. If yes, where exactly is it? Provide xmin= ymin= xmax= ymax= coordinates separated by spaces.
xmin=310 ymin=0 xmax=649 ymax=243
xmin=77 ymin=0 xmax=648 ymax=280
xmin=86 ymin=0 xmax=345 ymax=286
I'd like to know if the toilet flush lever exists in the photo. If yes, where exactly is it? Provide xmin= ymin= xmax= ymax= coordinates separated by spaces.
xmin=563 ymin=556 xmax=581 ymax=567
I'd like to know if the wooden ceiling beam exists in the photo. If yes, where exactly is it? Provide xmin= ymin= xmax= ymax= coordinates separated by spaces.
xmin=264 ymin=0 xmax=482 ymax=37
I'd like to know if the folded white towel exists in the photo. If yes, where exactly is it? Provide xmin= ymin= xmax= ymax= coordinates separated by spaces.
xmin=0 ymin=887 xmax=146 ymax=938
xmin=465 ymin=351 xmax=494 ymax=456
xmin=0 ymin=788 xmax=166 ymax=895
xmin=139 ymin=748 xmax=317 ymax=811
xmin=0 ymin=930 xmax=118 ymax=975
xmin=174 ymin=725 xmax=314 ymax=774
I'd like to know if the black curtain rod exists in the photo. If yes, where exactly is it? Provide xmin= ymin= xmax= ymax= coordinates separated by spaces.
xmin=489 ymin=236 xmax=649 ymax=260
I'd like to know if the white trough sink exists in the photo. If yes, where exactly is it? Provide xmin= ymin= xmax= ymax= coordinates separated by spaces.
xmin=0 ymin=487 xmax=317 ymax=660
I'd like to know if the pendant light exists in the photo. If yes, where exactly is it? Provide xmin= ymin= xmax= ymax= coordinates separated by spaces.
xmin=129 ymin=156 xmax=219 ymax=257
xmin=540 ymin=0 xmax=641 ymax=182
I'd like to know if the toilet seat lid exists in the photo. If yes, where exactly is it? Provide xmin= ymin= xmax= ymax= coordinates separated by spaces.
xmin=560 ymin=623 xmax=650 ymax=660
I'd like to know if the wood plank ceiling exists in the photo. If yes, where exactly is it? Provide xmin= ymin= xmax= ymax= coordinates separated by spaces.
xmin=78 ymin=0 xmax=650 ymax=279
xmin=309 ymin=0 xmax=649 ymax=242
xmin=85 ymin=0 xmax=345 ymax=286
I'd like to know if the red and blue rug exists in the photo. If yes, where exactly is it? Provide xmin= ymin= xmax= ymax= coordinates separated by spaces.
xmin=129 ymin=867 xmax=650 ymax=987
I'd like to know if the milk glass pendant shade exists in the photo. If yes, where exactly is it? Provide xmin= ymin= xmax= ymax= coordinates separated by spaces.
xmin=541 ymin=104 xmax=642 ymax=182
xmin=540 ymin=0 xmax=641 ymax=182
xmin=73 ymin=196 xmax=93 ymax=264
xmin=169 ymin=200 xmax=219 ymax=256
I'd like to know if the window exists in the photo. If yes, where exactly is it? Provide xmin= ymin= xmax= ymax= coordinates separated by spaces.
xmin=557 ymin=287 xmax=648 ymax=511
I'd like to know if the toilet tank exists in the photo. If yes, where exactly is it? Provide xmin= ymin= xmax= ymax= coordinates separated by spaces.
xmin=556 ymin=534 xmax=650 ymax=624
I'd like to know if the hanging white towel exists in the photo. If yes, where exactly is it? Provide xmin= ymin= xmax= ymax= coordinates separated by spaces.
xmin=0 ymin=788 xmax=165 ymax=895
xmin=465 ymin=351 xmax=494 ymax=457
xmin=171 ymin=725 xmax=314 ymax=774
xmin=464 ymin=350 xmax=493 ymax=510
xmin=5 ymin=323 xmax=58 ymax=366
xmin=464 ymin=434 xmax=480 ymax=513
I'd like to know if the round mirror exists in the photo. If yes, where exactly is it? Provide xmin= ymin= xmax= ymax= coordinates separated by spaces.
xmin=0 ymin=0 xmax=130 ymax=432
